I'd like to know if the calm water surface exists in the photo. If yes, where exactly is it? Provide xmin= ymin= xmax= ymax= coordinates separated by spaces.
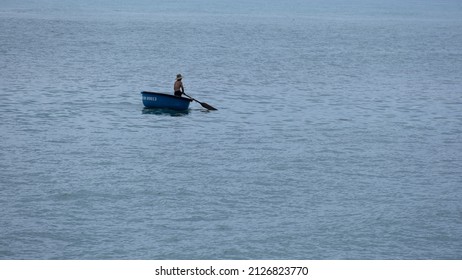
xmin=1 ymin=0 xmax=462 ymax=259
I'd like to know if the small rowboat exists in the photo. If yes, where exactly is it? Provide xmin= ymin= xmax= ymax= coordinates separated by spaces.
xmin=141 ymin=91 xmax=192 ymax=111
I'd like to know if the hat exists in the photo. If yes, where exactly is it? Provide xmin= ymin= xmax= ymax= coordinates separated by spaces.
xmin=176 ymin=74 xmax=183 ymax=80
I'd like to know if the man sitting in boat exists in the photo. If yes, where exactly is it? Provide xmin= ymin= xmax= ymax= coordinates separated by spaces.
xmin=174 ymin=74 xmax=185 ymax=97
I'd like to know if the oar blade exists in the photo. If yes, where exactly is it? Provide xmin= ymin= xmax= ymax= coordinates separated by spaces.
xmin=199 ymin=102 xmax=217 ymax=110
xmin=183 ymin=93 xmax=217 ymax=110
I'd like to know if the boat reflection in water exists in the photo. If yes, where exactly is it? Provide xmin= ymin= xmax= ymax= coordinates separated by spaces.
xmin=141 ymin=107 xmax=190 ymax=117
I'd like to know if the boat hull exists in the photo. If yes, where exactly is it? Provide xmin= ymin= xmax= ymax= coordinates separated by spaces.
xmin=141 ymin=91 xmax=192 ymax=111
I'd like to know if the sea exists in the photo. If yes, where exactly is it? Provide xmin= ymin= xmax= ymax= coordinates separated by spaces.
xmin=1 ymin=0 xmax=461 ymax=260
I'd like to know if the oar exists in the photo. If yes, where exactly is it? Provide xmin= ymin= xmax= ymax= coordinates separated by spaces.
xmin=183 ymin=93 xmax=217 ymax=110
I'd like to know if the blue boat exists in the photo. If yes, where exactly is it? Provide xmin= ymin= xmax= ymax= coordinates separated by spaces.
xmin=141 ymin=91 xmax=192 ymax=111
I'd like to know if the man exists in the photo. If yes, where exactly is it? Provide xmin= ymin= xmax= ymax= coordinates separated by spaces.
xmin=174 ymin=74 xmax=184 ymax=97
